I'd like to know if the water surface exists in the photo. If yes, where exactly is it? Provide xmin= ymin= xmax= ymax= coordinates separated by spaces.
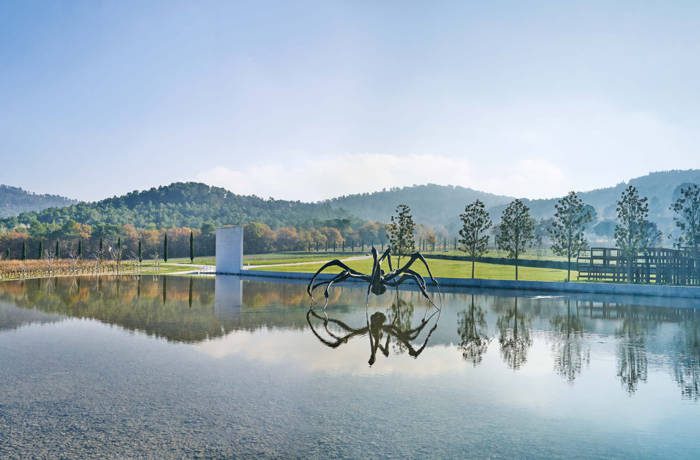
xmin=0 ymin=276 xmax=699 ymax=458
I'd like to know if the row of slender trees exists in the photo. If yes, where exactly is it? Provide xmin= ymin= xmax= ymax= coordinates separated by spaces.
xmin=1 ymin=230 xmax=197 ymax=264
xmin=386 ymin=183 xmax=700 ymax=282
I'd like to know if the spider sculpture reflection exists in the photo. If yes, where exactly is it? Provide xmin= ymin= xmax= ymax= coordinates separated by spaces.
xmin=307 ymin=304 xmax=440 ymax=366
xmin=307 ymin=247 xmax=439 ymax=307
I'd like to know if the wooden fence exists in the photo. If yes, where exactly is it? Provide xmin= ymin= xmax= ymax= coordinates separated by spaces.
xmin=577 ymin=247 xmax=699 ymax=285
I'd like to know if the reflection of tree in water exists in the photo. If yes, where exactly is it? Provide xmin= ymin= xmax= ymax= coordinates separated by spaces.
xmin=497 ymin=297 xmax=532 ymax=370
xmin=386 ymin=290 xmax=415 ymax=354
xmin=457 ymin=294 xmax=490 ymax=366
xmin=616 ymin=316 xmax=648 ymax=395
xmin=673 ymin=321 xmax=700 ymax=400
xmin=550 ymin=299 xmax=589 ymax=383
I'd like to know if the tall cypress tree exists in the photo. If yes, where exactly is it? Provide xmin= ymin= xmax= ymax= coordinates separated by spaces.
xmin=4 ymin=248 xmax=9 ymax=260
xmin=55 ymin=240 xmax=60 ymax=259
xmin=671 ymin=183 xmax=700 ymax=256
xmin=163 ymin=233 xmax=168 ymax=262
xmin=21 ymin=241 xmax=26 ymax=261
xmin=38 ymin=241 xmax=44 ymax=259
xmin=189 ymin=231 xmax=194 ymax=263
xmin=78 ymin=239 xmax=83 ymax=259
xmin=138 ymin=240 xmax=143 ymax=263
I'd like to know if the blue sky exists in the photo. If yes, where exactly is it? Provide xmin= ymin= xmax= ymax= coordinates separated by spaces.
xmin=1 ymin=1 xmax=699 ymax=201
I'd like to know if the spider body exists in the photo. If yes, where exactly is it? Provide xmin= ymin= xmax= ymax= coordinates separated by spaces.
xmin=307 ymin=247 xmax=438 ymax=306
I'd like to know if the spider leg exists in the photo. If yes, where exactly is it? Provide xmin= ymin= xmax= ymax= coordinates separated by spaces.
xmin=321 ymin=271 xmax=352 ymax=308
xmin=387 ymin=252 xmax=438 ymax=286
xmin=309 ymin=270 xmax=348 ymax=295
xmin=384 ymin=271 xmax=435 ymax=306
xmin=307 ymin=259 xmax=366 ymax=297
xmin=403 ymin=268 xmax=428 ymax=290
xmin=387 ymin=310 xmax=440 ymax=358
xmin=307 ymin=309 xmax=368 ymax=348
xmin=405 ymin=323 xmax=439 ymax=358
xmin=376 ymin=247 xmax=393 ymax=272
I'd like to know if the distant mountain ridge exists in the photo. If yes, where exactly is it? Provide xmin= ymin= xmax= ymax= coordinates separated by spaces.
xmin=2 ymin=170 xmax=699 ymax=235
xmin=325 ymin=184 xmax=513 ymax=231
xmin=0 ymin=182 xmax=351 ymax=231
xmin=327 ymin=170 xmax=700 ymax=233
xmin=0 ymin=185 xmax=75 ymax=218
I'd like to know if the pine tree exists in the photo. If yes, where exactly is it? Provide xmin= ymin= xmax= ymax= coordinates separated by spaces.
xmin=163 ymin=233 xmax=169 ymax=262
xmin=671 ymin=183 xmax=700 ymax=256
xmin=386 ymin=204 xmax=416 ymax=264
xmin=548 ymin=191 xmax=593 ymax=282
xmin=458 ymin=200 xmax=492 ymax=278
xmin=615 ymin=186 xmax=653 ymax=282
xmin=496 ymin=199 xmax=535 ymax=281
xmin=189 ymin=231 xmax=194 ymax=263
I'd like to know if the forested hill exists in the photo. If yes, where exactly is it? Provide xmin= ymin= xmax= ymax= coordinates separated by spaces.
xmin=0 ymin=182 xmax=352 ymax=232
xmin=0 ymin=185 xmax=75 ymax=218
xmin=326 ymin=170 xmax=700 ymax=232
xmin=496 ymin=169 xmax=700 ymax=231
xmin=325 ymin=184 xmax=513 ymax=229
xmin=3 ymin=170 xmax=698 ymax=237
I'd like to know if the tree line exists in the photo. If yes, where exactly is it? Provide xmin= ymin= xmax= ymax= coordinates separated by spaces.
xmin=1 ymin=181 xmax=698 ymax=281
xmin=386 ymin=183 xmax=700 ymax=282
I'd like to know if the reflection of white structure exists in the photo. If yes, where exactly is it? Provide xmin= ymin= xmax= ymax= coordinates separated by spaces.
xmin=216 ymin=226 xmax=243 ymax=274
xmin=214 ymin=276 xmax=243 ymax=320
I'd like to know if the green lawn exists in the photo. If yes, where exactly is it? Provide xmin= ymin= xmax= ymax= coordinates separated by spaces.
xmin=161 ymin=253 xmax=356 ymax=267
xmin=242 ymin=252 xmax=362 ymax=266
xmin=160 ymin=249 xmax=568 ymax=267
xmin=149 ymin=251 xmax=574 ymax=281
xmin=249 ymin=256 xmax=574 ymax=282
xmin=420 ymin=248 xmax=569 ymax=261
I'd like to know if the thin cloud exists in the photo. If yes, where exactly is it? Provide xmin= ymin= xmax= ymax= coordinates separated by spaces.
xmin=195 ymin=153 xmax=569 ymax=201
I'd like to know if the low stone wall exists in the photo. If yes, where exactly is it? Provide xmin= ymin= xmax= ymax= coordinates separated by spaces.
xmin=235 ymin=269 xmax=700 ymax=300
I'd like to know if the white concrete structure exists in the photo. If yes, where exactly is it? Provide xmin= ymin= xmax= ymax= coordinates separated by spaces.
xmin=216 ymin=226 xmax=243 ymax=274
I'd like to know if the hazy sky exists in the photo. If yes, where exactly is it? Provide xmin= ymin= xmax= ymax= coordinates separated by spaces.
xmin=2 ymin=1 xmax=699 ymax=201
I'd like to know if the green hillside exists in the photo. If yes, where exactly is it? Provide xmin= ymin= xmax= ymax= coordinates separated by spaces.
xmin=328 ymin=170 xmax=700 ymax=233
xmin=0 ymin=185 xmax=75 ymax=218
xmin=0 ymin=182 xmax=352 ymax=232
xmin=3 ymin=170 xmax=698 ymax=239
xmin=326 ymin=184 xmax=513 ymax=231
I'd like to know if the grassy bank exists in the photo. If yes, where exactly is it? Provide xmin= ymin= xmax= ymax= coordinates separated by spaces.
xmin=250 ymin=256 xmax=574 ymax=282
xmin=0 ymin=252 xmax=573 ymax=283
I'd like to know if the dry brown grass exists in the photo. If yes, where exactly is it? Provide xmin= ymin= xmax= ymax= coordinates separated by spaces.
xmin=0 ymin=259 xmax=140 ymax=281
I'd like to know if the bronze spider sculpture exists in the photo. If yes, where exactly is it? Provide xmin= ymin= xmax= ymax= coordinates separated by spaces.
xmin=307 ymin=305 xmax=440 ymax=366
xmin=307 ymin=247 xmax=439 ymax=307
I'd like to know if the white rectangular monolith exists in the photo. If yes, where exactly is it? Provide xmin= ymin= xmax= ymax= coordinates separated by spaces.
xmin=216 ymin=226 xmax=243 ymax=274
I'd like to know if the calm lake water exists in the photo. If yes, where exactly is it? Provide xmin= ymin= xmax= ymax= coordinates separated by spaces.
xmin=1 ymin=275 xmax=699 ymax=458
